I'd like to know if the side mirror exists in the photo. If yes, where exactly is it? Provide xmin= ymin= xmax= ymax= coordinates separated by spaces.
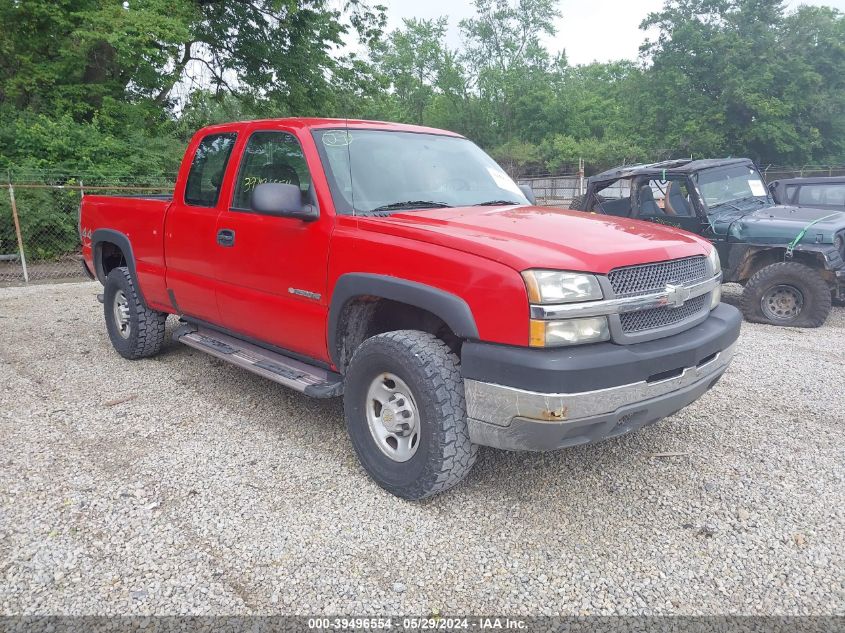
xmin=251 ymin=183 xmax=318 ymax=221
xmin=519 ymin=183 xmax=537 ymax=205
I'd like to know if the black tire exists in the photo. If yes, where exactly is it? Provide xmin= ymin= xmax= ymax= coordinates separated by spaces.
xmin=568 ymin=194 xmax=587 ymax=211
xmin=343 ymin=330 xmax=477 ymax=500
xmin=103 ymin=267 xmax=168 ymax=359
xmin=740 ymin=262 xmax=832 ymax=327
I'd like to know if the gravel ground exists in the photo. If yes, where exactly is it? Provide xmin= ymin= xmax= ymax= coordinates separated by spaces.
xmin=0 ymin=281 xmax=842 ymax=616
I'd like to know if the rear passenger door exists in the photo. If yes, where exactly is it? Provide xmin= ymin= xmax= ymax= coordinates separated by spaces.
xmin=164 ymin=131 xmax=238 ymax=324
xmin=213 ymin=128 xmax=334 ymax=362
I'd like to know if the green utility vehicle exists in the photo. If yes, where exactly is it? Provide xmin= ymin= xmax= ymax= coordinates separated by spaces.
xmin=570 ymin=159 xmax=845 ymax=327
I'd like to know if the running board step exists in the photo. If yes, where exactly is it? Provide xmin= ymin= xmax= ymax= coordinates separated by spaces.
xmin=174 ymin=324 xmax=342 ymax=398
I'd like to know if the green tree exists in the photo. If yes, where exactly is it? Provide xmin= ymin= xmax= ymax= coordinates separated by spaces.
xmin=373 ymin=17 xmax=449 ymax=125
xmin=637 ymin=0 xmax=845 ymax=164
xmin=780 ymin=5 xmax=845 ymax=164
xmin=0 ymin=0 xmax=387 ymax=171
xmin=459 ymin=0 xmax=562 ymax=144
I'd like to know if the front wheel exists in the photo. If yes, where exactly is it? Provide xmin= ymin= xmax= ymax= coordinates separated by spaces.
xmin=740 ymin=262 xmax=832 ymax=327
xmin=343 ymin=330 xmax=477 ymax=500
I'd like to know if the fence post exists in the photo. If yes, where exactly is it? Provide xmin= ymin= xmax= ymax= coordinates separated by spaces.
xmin=578 ymin=157 xmax=585 ymax=195
xmin=7 ymin=182 xmax=29 ymax=283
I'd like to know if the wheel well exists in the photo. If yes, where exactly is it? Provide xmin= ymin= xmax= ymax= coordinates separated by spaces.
xmin=97 ymin=241 xmax=127 ymax=278
xmin=735 ymin=247 xmax=825 ymax=283
xmin=335 ymin=297 xmax=461 ymax=371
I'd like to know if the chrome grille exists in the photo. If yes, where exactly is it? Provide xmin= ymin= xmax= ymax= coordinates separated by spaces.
xmin=620 ymin=295 xmax=708 ymax=333
xmin=609 ymin=256 xmax=710 ymax=336
xmin=608 ymin=256 xmax=707 ymax=297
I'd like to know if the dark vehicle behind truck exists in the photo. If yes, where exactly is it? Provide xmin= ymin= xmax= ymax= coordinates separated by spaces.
xmin=769 ymin=176 xmax=845 ymax=212
xmin=571 ymin=159 xmax=845 ymax=327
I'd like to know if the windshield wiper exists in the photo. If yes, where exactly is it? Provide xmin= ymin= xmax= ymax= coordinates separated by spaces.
xmin=472 ymin=199 xmax=524 ymax=206
xmin=369 ymin=200 xmax=453 ymax=212
xmin=733 ymin=195 xmax=768 ymax=207
xmin=712 ymin=195 xmax=768 ymax=212
xmin=709 ymin=200 xmax=742 ymax=212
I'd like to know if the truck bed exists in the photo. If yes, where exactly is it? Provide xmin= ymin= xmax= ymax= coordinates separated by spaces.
xmin=80 ymin=193 xmax=173 ymax=311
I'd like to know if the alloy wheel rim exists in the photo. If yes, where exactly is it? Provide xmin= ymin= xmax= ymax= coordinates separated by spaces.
xmin=761 ymin=284 xmax=804 ymax=321
xmin=365 ymin=372 xmax=420 ymax=462
xmin=113 ymin=290 xmax=131 ymax=339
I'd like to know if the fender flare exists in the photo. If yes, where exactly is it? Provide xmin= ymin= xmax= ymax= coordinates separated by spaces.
xmin=327 ymin=273 xmax=479 ymax=367
xmin=91 ymin=229 xmax=147 ymax=306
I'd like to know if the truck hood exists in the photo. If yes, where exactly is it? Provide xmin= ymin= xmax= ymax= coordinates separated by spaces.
xmin=712 ymin=204 xmax=845 ymax=244
xmin=355 ymin=205 xmax=710 ymax=274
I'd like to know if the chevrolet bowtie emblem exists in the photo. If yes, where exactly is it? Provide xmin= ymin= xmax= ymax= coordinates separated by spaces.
xmin=664 ymin=283 xmax=690 ymax=309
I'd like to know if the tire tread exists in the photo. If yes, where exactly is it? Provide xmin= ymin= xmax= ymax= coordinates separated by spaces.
xmin=741 ymin=261 xmax=831 ymax=327
xmin=345 ymin=330 xmax=477 ymax=499
xmin=106 ymin=267 xmax=167 ymax=359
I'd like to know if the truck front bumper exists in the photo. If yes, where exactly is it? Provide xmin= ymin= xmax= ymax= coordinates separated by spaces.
xmin=462 ymin=303 xmax=741 ymax=451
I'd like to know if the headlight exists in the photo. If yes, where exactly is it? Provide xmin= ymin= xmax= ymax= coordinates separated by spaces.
xmin=530 ymin=317 xmax=610 ymax=347
xmin=710 ymin=283 xmax=722 ymax=309
xmin=706 ymin=247 xmax=721 ymax=275
xmin=522 ymin=270 xmax=602 ymax=304
xmin=707 ymin=247 xmax=722 ymax=309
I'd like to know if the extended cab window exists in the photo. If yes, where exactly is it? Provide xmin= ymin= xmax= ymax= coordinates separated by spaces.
xmin=184 ymin=133 xmax=237 ymax=207
xmin=232 ymin=131 xmax=312 ymax=211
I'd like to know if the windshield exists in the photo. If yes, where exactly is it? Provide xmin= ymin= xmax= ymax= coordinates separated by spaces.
xmin=695 ymin=163 xmax=771 ymax=212
xmin=312 ymin=129 xmax=529 ymax=215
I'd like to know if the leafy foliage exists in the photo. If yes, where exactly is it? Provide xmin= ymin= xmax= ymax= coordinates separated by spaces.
xmin=0 ymin=0 xmax=843 ymax=184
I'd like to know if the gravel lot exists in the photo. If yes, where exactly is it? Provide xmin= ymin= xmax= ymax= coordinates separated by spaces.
xmin=0 ymin=281 xmax=842 ymax=616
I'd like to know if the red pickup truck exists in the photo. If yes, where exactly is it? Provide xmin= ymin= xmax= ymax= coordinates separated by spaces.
xmin=80 ymin=118 xmax=741 ymax=499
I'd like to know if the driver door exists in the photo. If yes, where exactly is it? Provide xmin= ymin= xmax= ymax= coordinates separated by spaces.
xmin=213 ymin=127 xmax=333 ymax=362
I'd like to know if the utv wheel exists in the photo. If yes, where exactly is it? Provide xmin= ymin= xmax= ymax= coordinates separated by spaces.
xmin=343 ymin=330 xmax=478 ymax=500
xmin=569 ymin=193 xmax=603 ymax=212
xmin=568 ymin=194 xmax=587 ymax=211
xmin=104 ymin=267 xmax=168 ymax=359
xmin=741 ymin=262 xmax=832 ymax=327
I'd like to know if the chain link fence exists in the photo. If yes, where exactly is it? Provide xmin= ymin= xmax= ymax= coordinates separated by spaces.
xmin=517 ymin=172 xmax=583 ymax=208
xmin=1 ymin=172 xmax=173 ymax=286
xmin=760 ymin=165 xmax=845 ymax=180
xmin=3 ymin=164 xmax=844 ymax=286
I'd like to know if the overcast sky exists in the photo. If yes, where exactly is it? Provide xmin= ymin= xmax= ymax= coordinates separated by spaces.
xmin=365 ymin=0 xmax=845 ymax=65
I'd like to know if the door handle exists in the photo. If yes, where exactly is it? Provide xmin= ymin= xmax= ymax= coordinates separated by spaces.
xmin=217 ymin=228 xmax=235 ymax=247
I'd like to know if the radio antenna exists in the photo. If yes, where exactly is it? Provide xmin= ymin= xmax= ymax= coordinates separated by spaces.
xmin=345 ymin=115 xmax=356 ymax=216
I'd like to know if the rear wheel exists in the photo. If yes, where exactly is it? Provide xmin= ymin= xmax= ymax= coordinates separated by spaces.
xmin=104 ymin=267 xmax=168 ymax=359
xmin=740 ymin=262 xmax=831 ymax=327
xmin=343 ymin=330 xmax=477 ymax=500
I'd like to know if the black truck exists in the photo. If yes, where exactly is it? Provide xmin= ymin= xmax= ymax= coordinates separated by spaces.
xmin=570 ymin=158 xmax=845 ymax=327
